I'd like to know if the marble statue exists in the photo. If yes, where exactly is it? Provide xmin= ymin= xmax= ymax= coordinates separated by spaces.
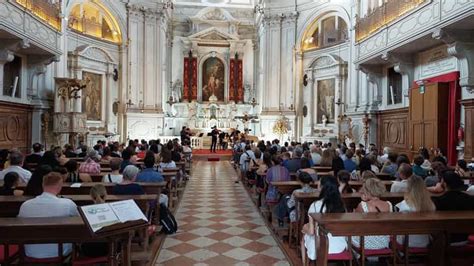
xmin=188 ymin=100 xmax=197 ymax=119
xmin=172 ymin=79 xmax=183 ymax=102
xmin=244 ymin=83 xmax=251 ymax=103
xmin=322 ymin=114 xmax=328 ymax=127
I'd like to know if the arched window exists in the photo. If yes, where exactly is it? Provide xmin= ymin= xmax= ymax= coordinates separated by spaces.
xmin=301 ymin=15 xmax=348 ymax=51
xmin=68 ymin=1 xmax=122 ymax=44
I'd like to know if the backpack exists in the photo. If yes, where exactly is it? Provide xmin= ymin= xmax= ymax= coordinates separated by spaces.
xmin=159 ymin=203 xmax=178 ymax=234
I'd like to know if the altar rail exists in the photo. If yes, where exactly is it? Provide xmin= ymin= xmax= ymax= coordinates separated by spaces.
xmin=156 ymin=136 xmax=203 ymax=149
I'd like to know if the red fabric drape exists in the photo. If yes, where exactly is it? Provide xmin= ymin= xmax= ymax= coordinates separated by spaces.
xmin=183 ymin=58 xmax=190 ymax=100
xmin=229 ymin=59 xmax=243 ymax=102
xmin=191 ymin=58 xmax=197 ymax=100
xmin=412 ymin=71 xmax=460 ymax=166
xmin=229 ymin=59 xmax=236 ymax=101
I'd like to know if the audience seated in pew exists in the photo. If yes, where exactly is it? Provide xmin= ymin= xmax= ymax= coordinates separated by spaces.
xmin=287 ymin=172 xmax=317 ymax=222
xmin=113 ymin=165 xmax=144 ymax=195
xmin=343 ymin=150 xmax=357 ymax=173
xmin=285 ymin=147 xmax=303 ymax=173
xmin=25 ymin=165 xmax=52 ymax=196
xmin=297 ymin=158 xmax=317 ymax=181
xmin=65 ymin=160 xmax=92 ymax=183
xmin=102 ymin=158 xmax=123 ymax=184
xmin=100 ymin=147 xmax=112 ymax=163
xmin=350 ymin=157 xmax=372 ymax=180
xmin=301 ymin=176 xmax=347 ymax=264
xmin=266 ymin=156 xmax=290 ymax=204
xmin=0 ymin=172 xmax=24 ymax=196
xmin=319 ymin=149 xmax=333 ymax=167
xmin=337 ymin=170 xmax=354 ymax=194
xmin=413 ymin=155 xmax=428 ymax=178
xmin=432 ymin=171 xmax=474 ymax=245
xmin=352 ymin=178 xmax=392 ymax=251
xmin=78 ymin=150 xmax=101 ymax=175
xmin=381 ymin=152 xmax=398 ymax=177
xmin=0 ymin=151 xmax=32 ymax=184
xmin=119 ymin=148 xmax=134 ymax=173
xmin=39 ymin=151 xmax=60 ymax=169
xmin=390 ymin=163 xmax=413 ymax=193
xmin=136 ymin=152 xmax=164 ymax=183
xmin=18 ymin=172 xmax=79 ymax=259
xmin=395 ymin=175 xmax=435 ymax=248
xmin=25 ymin=143 xmax=44 ymax=165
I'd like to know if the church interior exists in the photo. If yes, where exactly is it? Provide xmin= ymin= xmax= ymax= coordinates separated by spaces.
xmin=0 ymin=0 xmax=473 ymax=265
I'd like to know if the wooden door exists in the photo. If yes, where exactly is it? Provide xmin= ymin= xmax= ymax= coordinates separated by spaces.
xmin=409 ymin=86 xmax=425 ymax=155
xmin=422 ymin=83 xmax=439 ymax=151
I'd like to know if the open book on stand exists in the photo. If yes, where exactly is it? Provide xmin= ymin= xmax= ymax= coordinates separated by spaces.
xmin=79 ymin=199 xmax=148 ymax=235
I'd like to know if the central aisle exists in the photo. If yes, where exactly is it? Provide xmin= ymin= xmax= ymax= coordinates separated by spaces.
xmin=156 ymin=161 xmax=290 ymax=265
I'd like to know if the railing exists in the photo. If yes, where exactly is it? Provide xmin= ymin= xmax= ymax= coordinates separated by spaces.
xmin=68 ymin=16 xmax=117 ymax=43
xmin=356 ymin=0 xmax=427 ymax=41
xmin=15 ymin=0 xmax=62 ymax=31
xmin=155 ymin=136 xmax=204 ymax=149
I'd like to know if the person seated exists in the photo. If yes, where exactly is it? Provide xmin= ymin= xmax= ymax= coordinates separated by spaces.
xmin=395 ymin=176 xmax=435 ymax=248
xmin=53 ymin=146 xmax=69 ymax=166
xmin=280 ymin=152 xmax=291 ymax=168
xmin=119 ymin=148 xmax=134 ymax=173
xmin=285 ymin=147 xmax=303 ymax=173
xmin=18 ymin=172 xmax=78 ymax=259
xmin=390 ymin=163 xmax=413 ymax=193
xmin=265 ymin=156 xmax=291 ymax=204
xmin=159 ymin=150 xmax=177 ymax=170
xmin=332 ymin=152 xmax=345 ymax=177
xmin=310 ymin=145 xmax=322 ymax=165
xmin=100 ymin=147 xmax=112 ymax=163
xmin=25 ymin=143 xmax=44 ymax=165
xmin=136 ymin=153 xmax=164 ymax=183
xmin=80 ymin=184 xmax=109 ymax=258
xmin=25 ymin=165 xmax=52 ymax=196
xmin=136 ymin=145 xmax=147 ymax=160
xmin=77 ymin=145 xmax=88 ymax=158
xmin=343 ymin=150 xmax=357 ymax=173
xmin=455 ymin=159 xmax=468 ymax=177
xmin=432 ymin=171 xmax=474 ymax=245
xmin=367 ymin=154 xmax=380 ymax=173
xmin=63 ymin=144 xmax=77 ymax=158
xmin=337 ymin=170 xmax=354 ymax=194
xmin=0 ymin=151 xmax=32 ymax=184
xmin=352 ymin=178 xmax=392 ymax=251
xmin=425 ymin=162 xmax=449 ymax=191
xmin=419 ymin=148 xmax=431 ymax=170
xmin=297 ymin=157 xmax=318 ymax=181
xmin=301 ymin=176 xmax=347 ymax=264
xmin=102 ymin=158 xmax=123 ymax=183
xmin=78 ymin=150 xmax=101 ymax=175
xmin=412 ymin=155 xmax=427 ymax=178
xmin=381 ymin=151 xmax=398 ymax=176
xmin=65 ymin=160 xmax=91 ymax=183
xmin=0 ymin=172 xmax=24 ymax=196
xmin=350 ymin=157 xmax=373 ymax=180
xmin=377 ymin=147 xmax=390 ymax=165
xmin=287 ymin=172 xmax=317 ymax=223
xmin=113 ymin=165 xmax=144 ymax=195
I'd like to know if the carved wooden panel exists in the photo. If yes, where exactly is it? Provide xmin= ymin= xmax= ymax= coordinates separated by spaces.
xmin=0 ymin=101 xmax=32 ymax=152
xmin=461 ymin=99 xmax=474 ymax=161
xmin=376 ymin=108 xmax=409 ymax=155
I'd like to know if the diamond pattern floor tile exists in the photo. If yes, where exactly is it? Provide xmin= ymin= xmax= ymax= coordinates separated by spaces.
xmin=155 ymin=161 xmax=289 ymax=265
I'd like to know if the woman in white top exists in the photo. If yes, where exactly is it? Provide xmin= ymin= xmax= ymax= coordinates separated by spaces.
xmin=101 ymin=158 xmax=123 ymax=184
xmin=301 ymin=176 xmax=348 ymax=264
xmin=396 ymin=175 xmax=435 ymax=248
xmin=352 ymin=178 xmax=392 ymax=250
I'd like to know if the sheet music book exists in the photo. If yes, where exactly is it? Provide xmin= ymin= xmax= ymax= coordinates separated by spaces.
xmin=80 ymin=200 xmax=148 ymax=233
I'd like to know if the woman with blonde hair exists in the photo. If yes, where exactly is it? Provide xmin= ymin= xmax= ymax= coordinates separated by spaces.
xmin=395 ymin=176 xmax=435 ymax=248
xmin=90 ymin=184 xmax=107 ymax=204
xmin=352 ymin=178 xmax=392 ymax=251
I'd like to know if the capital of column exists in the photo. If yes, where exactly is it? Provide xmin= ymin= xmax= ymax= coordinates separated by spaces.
xmin=0 ymin=49 xmax=14 ymax=65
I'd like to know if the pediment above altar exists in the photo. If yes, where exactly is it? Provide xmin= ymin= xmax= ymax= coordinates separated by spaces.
xmin=188 ymin=27 xmax=239 ymax=41
xmin=191 ymin=7 xmax=238 ymax=23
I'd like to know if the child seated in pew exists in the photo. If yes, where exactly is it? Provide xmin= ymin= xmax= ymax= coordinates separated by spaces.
xmin=301 ymin=176 xmax=348 ymax=264
xmin=395 ymin=175 xmax=435 ymax=248
xmin=80 ymin=184 xmax=109 ymax=258
xmin=287 ymin=172 xmax=317 ymax=222
xmin=352 ymin=178 xmax=392 ymax=251
xmin=0 ymin=172 xmax=24 ymax=196
xmin=102 ymin=158 xmax=123 ymax=184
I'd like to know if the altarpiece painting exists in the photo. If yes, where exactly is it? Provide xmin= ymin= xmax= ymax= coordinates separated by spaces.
xmin=82 ymin=71 xmax=102 ymax=121
xmin=202 ymin=57 xmax=225 ymax=102
xmin=317 ymin=78 xmax=335 ymax=124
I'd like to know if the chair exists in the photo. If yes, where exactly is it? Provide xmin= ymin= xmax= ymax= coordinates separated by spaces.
xmin=393 ymin=236 xmax=429 ymax=265
xmin=0 ymin=244 xmax=19 ymax=264
xmin=352 ymin=236 xmax=395 ymax=266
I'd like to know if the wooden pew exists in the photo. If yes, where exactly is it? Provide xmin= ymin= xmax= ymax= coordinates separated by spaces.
xmin=311 ymin=211 xmax=474 ymax=266
xmin=0 ymin=216 xmax=143 ymax=266
xmin=16 ymin=182 xmax=166 ymax=195
xmin=90 ymin=172 xmax=176 ymax=182
xmin=311 ymin=166 xmax=332 ymax=172
xmin=0 ymin=195 xmax=157 ymax=218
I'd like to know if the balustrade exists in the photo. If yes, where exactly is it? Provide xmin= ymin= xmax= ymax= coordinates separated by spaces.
xmin=15 ymin=0 xmax=61 ymax=30
xmin=356 ymin=0 xmax=426 ymax=41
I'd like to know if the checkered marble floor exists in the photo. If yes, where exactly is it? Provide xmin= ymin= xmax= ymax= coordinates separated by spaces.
xmin=156 ymin=161 xmax=290 ymax=266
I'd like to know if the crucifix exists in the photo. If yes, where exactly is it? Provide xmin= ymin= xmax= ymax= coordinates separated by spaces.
xmin=126 ymin=99 xmax=134 ymax=109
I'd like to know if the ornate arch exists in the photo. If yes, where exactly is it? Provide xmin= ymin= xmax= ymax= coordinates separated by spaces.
xmin=297 ymin=5 xmax=351 ymax=51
